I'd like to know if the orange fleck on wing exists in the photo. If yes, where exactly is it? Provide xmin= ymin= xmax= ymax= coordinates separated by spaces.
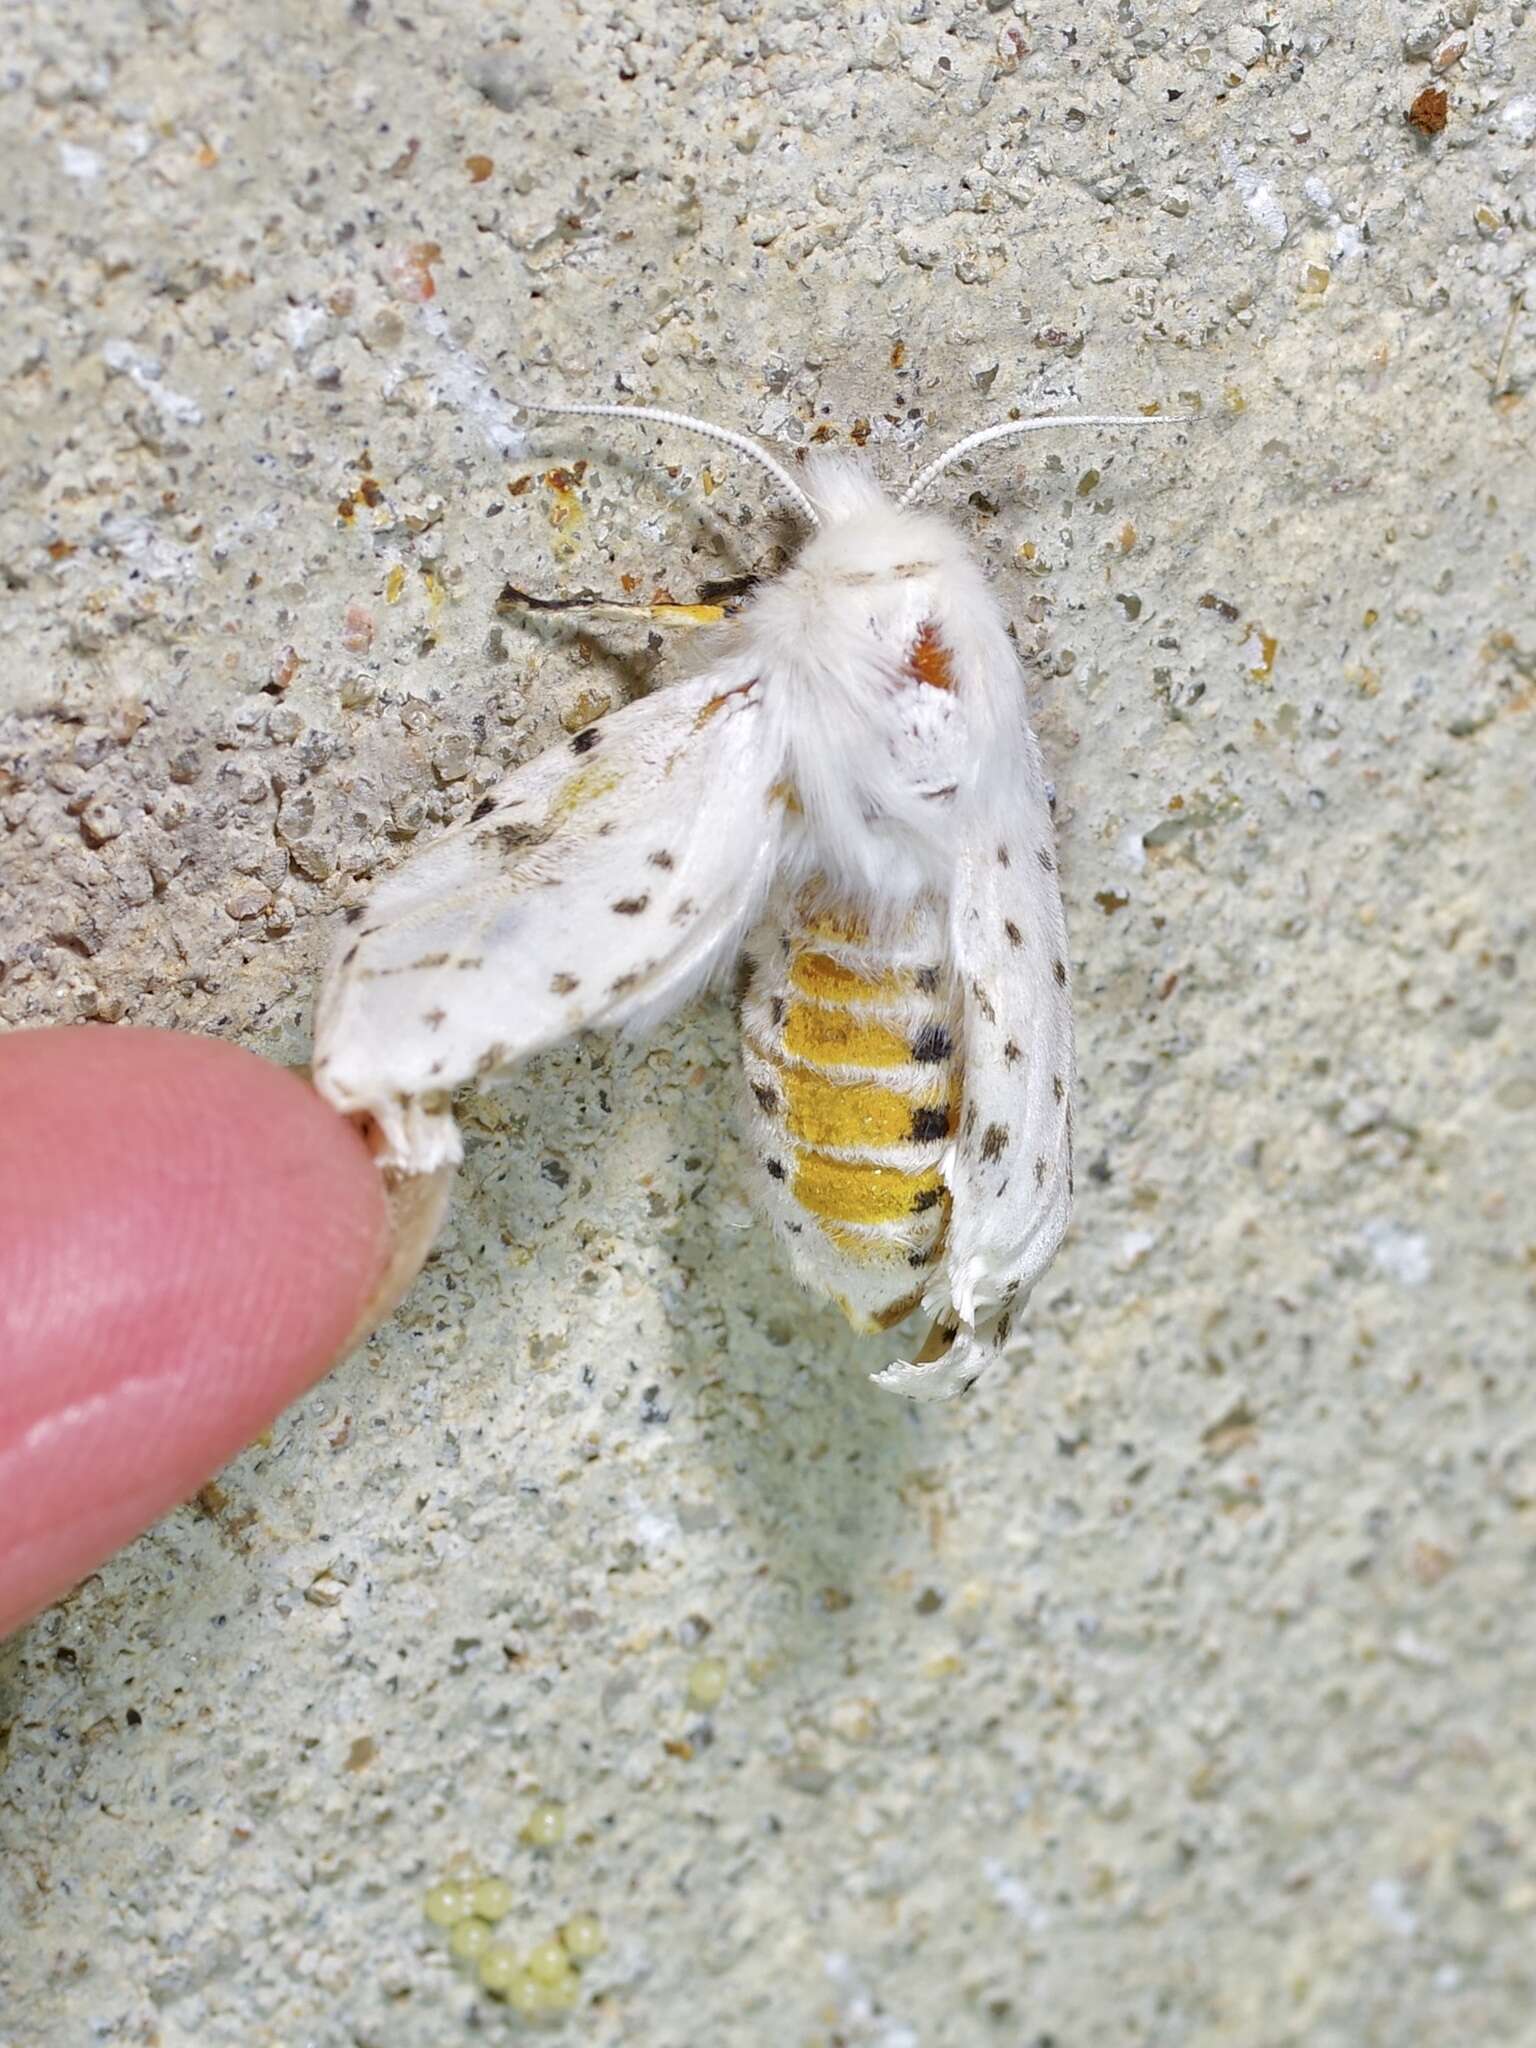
xmin=696 ymin=680 xmax=757 ymax=726
xmin=908 ymin=622 xmax=955 ymax=691
xmin=550 ymin=764 xmax=620 ymax=820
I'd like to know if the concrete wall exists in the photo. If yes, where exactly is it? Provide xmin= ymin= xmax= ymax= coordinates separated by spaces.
xmin=2 ymin=2 xmax=1533 ymax=2042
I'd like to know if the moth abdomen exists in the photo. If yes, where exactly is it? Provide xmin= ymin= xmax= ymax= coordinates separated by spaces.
xmin=738 ymin=885 xmax=961 ymax=1336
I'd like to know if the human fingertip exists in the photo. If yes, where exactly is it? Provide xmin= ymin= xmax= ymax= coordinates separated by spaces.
xmin=0 ymin=1028 xmax=452 ymax=1638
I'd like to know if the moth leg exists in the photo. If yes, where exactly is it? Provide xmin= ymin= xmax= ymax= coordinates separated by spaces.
xmin=495 ymin=575 xmax=755 ymax=627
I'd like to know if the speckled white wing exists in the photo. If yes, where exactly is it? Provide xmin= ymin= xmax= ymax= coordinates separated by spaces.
xmin=874 ymin=804 xmax=1075 ymax=1402
xmin=313 ymin=667 xmax=781 ymax=1173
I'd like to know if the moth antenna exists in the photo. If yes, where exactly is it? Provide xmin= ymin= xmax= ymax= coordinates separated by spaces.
xmin=899 ymin=411 xmax=1185 ymax=509
xmin=517 ymin=396 xmax=821 ymax=530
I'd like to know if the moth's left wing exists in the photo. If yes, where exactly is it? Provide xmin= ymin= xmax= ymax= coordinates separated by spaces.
xmin=874 ymin=802 xmax=1075 ymax=1401
xmin=313 ymin=665 xmax=781 ymax=1172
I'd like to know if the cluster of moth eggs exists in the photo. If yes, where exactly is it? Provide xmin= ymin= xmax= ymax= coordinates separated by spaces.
xmin=423 ymin=1801 xmax=604 ymax=2020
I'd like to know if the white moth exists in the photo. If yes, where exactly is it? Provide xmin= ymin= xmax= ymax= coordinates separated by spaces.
xmin=313 ymin=400 xmax=1167 ymax=1400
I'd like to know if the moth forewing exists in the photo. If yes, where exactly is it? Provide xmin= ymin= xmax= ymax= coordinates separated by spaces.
xmin=312 ymin=663 xmax=785 ymax=1172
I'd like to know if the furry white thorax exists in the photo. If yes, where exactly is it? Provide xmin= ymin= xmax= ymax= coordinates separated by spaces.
xmin=721 ymin=454 xmax=1029 ymax=916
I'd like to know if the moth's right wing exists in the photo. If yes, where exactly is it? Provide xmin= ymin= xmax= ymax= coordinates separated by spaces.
xmin=874 ymin=771 xmax=1075 ymax=1402
xmin=313 ymin=665 xmax=782 ymax=1172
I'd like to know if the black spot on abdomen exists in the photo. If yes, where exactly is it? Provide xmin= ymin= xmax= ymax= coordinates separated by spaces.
xmin=911 ymin=1023 xmax=953 ymax=1063
xmin=909 ymin=1105 xmax=952 ymax=1143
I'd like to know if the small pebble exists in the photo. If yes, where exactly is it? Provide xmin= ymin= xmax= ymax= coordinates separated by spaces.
xmin=223 ymin=883 xmax=270 ymax=921
xmin=288 ymin=834 xmax=335 ymax=882
xmin=433 ymin=733 xmax=474 ymax=783
xmin=1402 ymin=19 xmax=1444 ymax=59
xmin=80 ymin=798 xmax=125 ymax=846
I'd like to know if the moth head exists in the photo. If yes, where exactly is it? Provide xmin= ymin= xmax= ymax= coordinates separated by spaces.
xmin=798 ymin=450 xmax=894 ymax=530
xmin=792 ymin=453 xmax=971 ymax=591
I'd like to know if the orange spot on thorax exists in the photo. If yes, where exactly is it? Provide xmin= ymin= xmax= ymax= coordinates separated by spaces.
xmin=908 ymin=622 xmax=955 ymax=690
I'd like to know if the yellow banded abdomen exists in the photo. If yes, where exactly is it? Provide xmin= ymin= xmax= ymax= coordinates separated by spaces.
xmin=738 ymin=885 xmax=961 ymax=1336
